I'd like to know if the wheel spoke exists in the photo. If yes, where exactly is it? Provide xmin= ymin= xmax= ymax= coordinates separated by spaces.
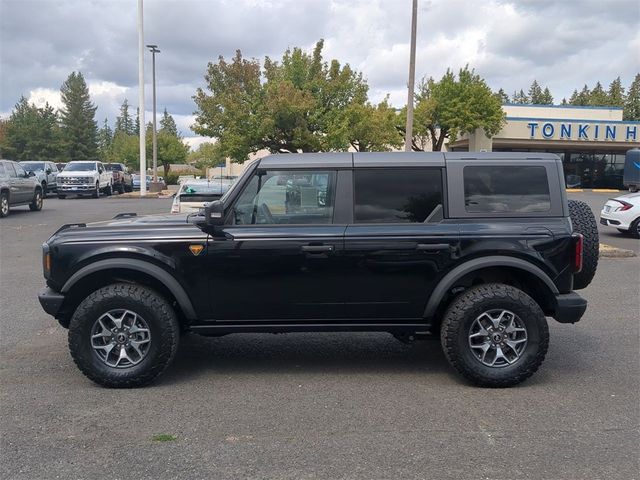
xmin=114 ymin=346 xmax=133 ymax=367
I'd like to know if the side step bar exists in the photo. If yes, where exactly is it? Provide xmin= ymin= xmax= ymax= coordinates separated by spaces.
xmin=190 ymin=321 xmax=432 ymax=335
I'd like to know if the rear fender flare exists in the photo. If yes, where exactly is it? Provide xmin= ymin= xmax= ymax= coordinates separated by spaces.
xmin=423 ymin=255 xmax=558 ymax=319
xmin=61 ymin=258 xmax=196 ymax=319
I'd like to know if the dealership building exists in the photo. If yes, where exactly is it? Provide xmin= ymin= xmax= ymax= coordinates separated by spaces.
xmin=449 ymin=104 xmax=640 ymax=189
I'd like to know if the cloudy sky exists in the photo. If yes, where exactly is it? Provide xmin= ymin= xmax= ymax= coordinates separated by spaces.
xmin=1 ymin=0 xmax=638 ymax=148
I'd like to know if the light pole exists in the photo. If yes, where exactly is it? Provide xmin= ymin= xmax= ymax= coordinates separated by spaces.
xmin=404 ymin=0 xmax=418 ymax=151
xmin=147 ymin=44 xmax=160 ymax=187
xmin=137 ymin=0 xmax=146 ymax=195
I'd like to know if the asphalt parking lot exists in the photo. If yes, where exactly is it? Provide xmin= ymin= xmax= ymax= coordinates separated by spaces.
xmin=1 ymin=194 xmax=639 ymax=479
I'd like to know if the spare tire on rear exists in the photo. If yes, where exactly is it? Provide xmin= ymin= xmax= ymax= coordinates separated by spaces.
xmin=568 ymin=199 xmax=598 ymax=289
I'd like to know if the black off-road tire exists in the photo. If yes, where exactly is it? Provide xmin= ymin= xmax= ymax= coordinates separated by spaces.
xmin=105 ymin=183 xmax=113 ymax=196
xmin=41 ymin=181 xmax=48 ymax=198
xmin=117 ymin=183 xmax=125 ymax=194
xmin=68 ymin=283 xmax=180 ymax=388
xmin=92 ymin=182 xmax=100 ymax=198
xmin=124 ymin=183 xmax=133 ymax=193
xmin=568 ymin=199 xmax=599 ymax=289
xmin=440 ymin=283 xmax=549 ymax=388
xmin=29 ymin=188 xmax=43 ymax=211
xmin=0 ymin=191 xmax=9 ymax=217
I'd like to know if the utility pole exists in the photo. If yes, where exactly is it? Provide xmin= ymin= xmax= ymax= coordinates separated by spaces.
xmin=147 ymin=44 xmax=160 ymax=187
xmin=404 ymin=0 xmax=418 ymax=152
xmin=137 ymin=0 xmax=146 ymax=194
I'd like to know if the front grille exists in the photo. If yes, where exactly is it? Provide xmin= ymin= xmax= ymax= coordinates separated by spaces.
xmin=61 ymin=177 xmax=93 ymax=184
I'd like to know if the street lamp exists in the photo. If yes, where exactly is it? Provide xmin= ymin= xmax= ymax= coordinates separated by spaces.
xmin=147 ymin=44 xmax=160 ymax=188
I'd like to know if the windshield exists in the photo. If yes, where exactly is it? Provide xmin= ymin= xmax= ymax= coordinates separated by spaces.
xmin=21 ymin=162 xmax=45 ymax=171
xmin=64 ymin=162 xmax=96 ymax=172
xmin=105 ymin=164 xmax=123 ymax=171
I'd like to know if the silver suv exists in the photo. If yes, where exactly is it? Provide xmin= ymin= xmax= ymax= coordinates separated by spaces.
xmin=0 ymin=159 xmax=44 ymax=217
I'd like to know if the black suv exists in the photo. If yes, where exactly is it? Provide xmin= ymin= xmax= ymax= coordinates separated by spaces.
xmin=38 ymin=152 xmax=598 ymax=388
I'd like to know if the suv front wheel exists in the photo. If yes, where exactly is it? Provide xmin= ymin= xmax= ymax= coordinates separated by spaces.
xmin=68 ymin=283 xmax=180 ymax=387
xmin=441 ymin=283 xmax=549 ymax=387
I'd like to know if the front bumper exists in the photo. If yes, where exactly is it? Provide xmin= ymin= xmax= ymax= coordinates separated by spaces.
xmin=58 ymin=184 xmax=95 ymax=192
xmin=554 ymin=292 xmax=587 ymax=324
xmin=38 ymin=287 xmax=65 ymax=317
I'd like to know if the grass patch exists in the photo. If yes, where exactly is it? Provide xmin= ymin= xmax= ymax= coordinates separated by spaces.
xmin=152 ymin=433 xmax=177 ymax=442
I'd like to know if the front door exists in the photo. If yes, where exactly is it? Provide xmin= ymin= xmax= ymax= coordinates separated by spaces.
xmin=342 ymin=167 xmax=459 ymax=319
xmin=206 ymin=168 xmax=346 ymax=321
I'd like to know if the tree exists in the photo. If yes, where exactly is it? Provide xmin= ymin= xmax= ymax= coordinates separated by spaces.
xmin=145 ymin=124 xmax=189 ymax=176
xmin=540 ymin=87 xmax=554 ymax=104
xmin=409 ymin=66 xmax=506 ymax=151
xmin=193 ymin=40 xmax=374 ymax=161
xmin=624 ymin=73 xmax=640 ymax=121
xmin=327 ymin=98 xmax=402 ymax=152
xmin=528 ymin=80 xmax=543 ymax=104
xmin=569 ymin=85 xmax=591 ymax=106
xmin=59 ymin=71 xmax=98 ymax=160
xmin=109 ymin=131 xmax=140 ymax=169
xmin=511 ymin=89 xmax=529 ymax=104
xmin=589 ymin=81 xmax=608 ymax=106
xmin=1 ymin=97 xmax=63 ymax=161
xmin=159 ymin=108 xmax=178 ymax=136
xmin=115 ymin=99 xmax=134 ymax=135
xmin=495 ymin=88 xmax=510 ymax=104
xmin=187 ymin=141 xmax=226 ymax=169
xmin=97 ymin=118 xmax=113 ymax=161
xmin=607 ymin=77 xmax=625 ymax=106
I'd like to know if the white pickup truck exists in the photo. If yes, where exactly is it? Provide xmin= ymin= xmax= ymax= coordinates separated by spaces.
xmin=56 ymin=161 xmax=113 ymax=199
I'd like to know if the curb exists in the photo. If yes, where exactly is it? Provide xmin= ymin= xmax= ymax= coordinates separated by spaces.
xmin=599 ymin=243 xmax=637 ymax=258
xmin=112 ymin=191 xmax=174 ymax=199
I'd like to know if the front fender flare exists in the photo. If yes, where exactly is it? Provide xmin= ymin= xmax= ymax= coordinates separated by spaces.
xmin=61 ymin=258 xmax=196 ymax=319
xmin=423 ymin=255 xmax=559 ymax=319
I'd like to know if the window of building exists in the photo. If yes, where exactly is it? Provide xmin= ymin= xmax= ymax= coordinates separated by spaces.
xmin=233 ymin=170 xmax=336 ymax=225
xmin=354 ymin=168 xmax=443 ymax=223
xmin=464 ymin=165 xmax=550 ymax=213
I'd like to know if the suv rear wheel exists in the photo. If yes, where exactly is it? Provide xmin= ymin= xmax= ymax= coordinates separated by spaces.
xmin=440 ymin=283 xmax=549 ymax=387
xmin=68 ymin=283 xmax=180 ymax=388
xmin=0 ymin=191 xmax=9 ymax=217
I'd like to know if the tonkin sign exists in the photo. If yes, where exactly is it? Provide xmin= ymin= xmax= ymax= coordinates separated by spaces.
xmin=525 ymin=121 xmax=638 ymax=141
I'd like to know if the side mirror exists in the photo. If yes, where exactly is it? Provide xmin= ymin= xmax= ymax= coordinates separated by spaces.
xmin=204 ymin=200 xmax=225 ymax=227
xmin=27 ymin=171 xmax=35 ymax=177
xmin=46 ymin=168 xmax=52 ymax=174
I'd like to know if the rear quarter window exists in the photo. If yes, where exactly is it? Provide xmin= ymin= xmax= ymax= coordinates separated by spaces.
xmin=464 ymin=165 xmax=551 ymax=213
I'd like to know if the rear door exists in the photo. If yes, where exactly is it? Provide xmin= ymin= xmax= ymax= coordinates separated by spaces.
xmin=342 ymin=157 xmax=459 ymax=319
xmin=206 ymin=167 xmax=347 ymax=320
xmin=9 ymin=162 xmax=32 ymax=202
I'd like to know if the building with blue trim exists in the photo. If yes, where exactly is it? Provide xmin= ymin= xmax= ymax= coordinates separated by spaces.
xmin=449 ymin=104 xmax=640 ymax=189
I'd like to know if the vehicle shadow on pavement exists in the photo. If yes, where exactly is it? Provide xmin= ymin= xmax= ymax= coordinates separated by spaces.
xmin=160 ymin=332 xmax=449 ymax=385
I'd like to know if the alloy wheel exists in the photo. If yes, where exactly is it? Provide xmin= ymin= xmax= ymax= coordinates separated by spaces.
xmin=90 ymin=309 xmax=151 ymax=368
xmin=468 ymin=309 xmax=528 ymax=367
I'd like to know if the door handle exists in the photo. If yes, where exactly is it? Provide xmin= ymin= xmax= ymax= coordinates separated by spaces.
xmin=301 ymin=245 xmax=333 ymax=253
xmin=416 ymin=243 xmax=450 ymax=251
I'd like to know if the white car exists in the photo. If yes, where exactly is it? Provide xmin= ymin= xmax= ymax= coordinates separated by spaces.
xmin=600 ymin=192 xmax=640 ymax=238
xmin=57 ymin=161 xmax=113 ymax=199
xmin=170 ymin=179 xmax=231 ymax=214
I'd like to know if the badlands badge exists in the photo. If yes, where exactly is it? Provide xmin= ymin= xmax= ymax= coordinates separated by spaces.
xmin=189 ymin=244 xmax=204 ymax=256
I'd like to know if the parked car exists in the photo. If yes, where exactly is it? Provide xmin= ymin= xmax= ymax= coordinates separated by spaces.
xmin=171 ymin=178 xmax=231 ymax=213
xmin=623 ymin=148 xmax=640 ymax=192
xmin=104 ymin=163 xmax=133 ymax=194
xmin=132 ymin=174 xmax=166 ymax=191
xmin=20 ymin=161 xmax=58 ymax=197
xmin=600 ymin=192 xmax=640 ymax=238
xmin=38 ymin=152 xmax=598 ymax=388
xmin=0 ymin=159 xmax=44 ymax=217
xmin=57 ymin=161 xmax=113 ymax=199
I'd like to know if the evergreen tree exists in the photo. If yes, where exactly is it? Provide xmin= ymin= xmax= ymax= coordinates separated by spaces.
xmin=560 ymin=97 xmax=568 ymax=105
xmin=540 ymin=87 xmax=554 ymax=105
xmin=589 ymin=81 xmax=608 ymax=106
xmin=495 ymin=88 xmax=510 ymax=104
xmin=607 ymin=77 xmax=625 ymax=106
xmin=570 ymin=85 xmax=591 ymax=106
xmin=528 ymin=80 xmax=543 ymax=104
xmin=134 ymin=107 xmax=140 ymax=135
xmin=97 ymin=118 xmax=113 ymax=161
xmin=115 ymin=99 xmax=134 ymax=135
xmin=159 ymin=108 xmax=179 ymax=136
xmin=624 ymin=73 xmax=640 ymax=121
xmin=511 ymin=89 xmax=529 ymax=104
xmin=59 ymin=71 xmax=98 ymax=160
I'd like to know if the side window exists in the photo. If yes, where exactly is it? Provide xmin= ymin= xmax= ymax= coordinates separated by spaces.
xmin=464 ymin=166 xmax=550 ymax=213
xmin=233 ymin=170 xmax=336 ymax=225
xmin=5 ymin=163 xmax=17 ymax=177
xmin=13 ymin=163 xmax=26 ymax=177
xmin=0 ymin=163 xmax=5 ymax=176
xmin=354 ymin=168 xmax=443 ymax=223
